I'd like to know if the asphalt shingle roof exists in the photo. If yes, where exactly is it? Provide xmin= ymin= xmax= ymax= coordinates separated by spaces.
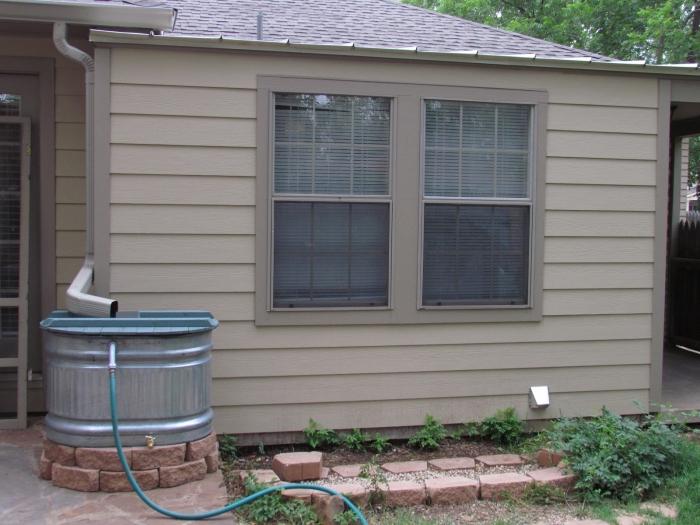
xmin=157 ymin=0 xmax=608 ymax=60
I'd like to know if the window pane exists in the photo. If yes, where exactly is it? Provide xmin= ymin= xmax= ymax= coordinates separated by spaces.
xmin=0 ymin=123 xmax=21 ymax=298
xmin=0 ymin=94 xmax=21 ymax=116
xmin=422 ymin=204 xmax=529 ymax=305
xmin=424 ymin=101 xmax=530 ymax=199
xmin=274 ymin=94 xmax=390 ymax=196
xmin=273 ymin=202 xmax=389 ymax=308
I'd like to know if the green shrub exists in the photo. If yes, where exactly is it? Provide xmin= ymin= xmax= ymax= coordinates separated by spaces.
xmin=407 ymin=415 xmax=447 ymax=450
xmin=241 ymin=474 xmax=320 ymax=524
xmin=343 ymin=428 xmax=369 ymax=452
xmin=371 ymin=433 xmax=391 ymax=453
xmin=521 ymin=482 xmax=567 ymax=505
xmin=546 ymin=408 xmax=685 ymax=502
xmin=450 ymin=422 xmax=480 ymax=440
xmin=304 ymin=419 xmax=341 ymax=450
xmin=333 ymin=510 xmax=360 ymax=525
xmin=218 ymin=434 xmax=238 ymax=462
xmin=479 ymin=408 xmax=523 ymax=447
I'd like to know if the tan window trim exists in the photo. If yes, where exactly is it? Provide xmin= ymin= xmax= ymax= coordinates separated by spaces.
xmin=255 ymin=76 xmax=547 ymax=326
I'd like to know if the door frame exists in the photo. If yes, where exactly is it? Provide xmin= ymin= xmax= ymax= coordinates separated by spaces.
xmin=0 ymin=56 xmax=55 ymax=322
xmin=0 ymin=116 xmax=30 ymax=429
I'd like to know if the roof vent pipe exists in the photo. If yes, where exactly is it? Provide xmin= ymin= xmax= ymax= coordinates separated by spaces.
xmin=257 ymin=12 xmax=263 ymax=40
xmin=53 ymin=22 xmax=117 ymax=317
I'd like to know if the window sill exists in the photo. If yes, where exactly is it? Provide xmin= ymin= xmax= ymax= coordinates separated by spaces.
xmin=255 ymin=301 xmax=543 ymax=326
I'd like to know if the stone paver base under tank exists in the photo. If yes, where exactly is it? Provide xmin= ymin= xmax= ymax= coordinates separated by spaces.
xmin=0 ymin=422 xmax=230 ymax=525
xmin=40 ymin=432 xmax=220 ymax=492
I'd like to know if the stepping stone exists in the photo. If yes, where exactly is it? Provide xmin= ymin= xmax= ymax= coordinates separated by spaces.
xmin=475 ymin=454 xmax=524 ymax=467
xmin=383 ymin=480 xmax=426 ymax=507
xmin=428 ymin=457 xmax=476 ymax=471
xmin=616 ymin=515 xmax=645 ymax=525
xmin=527 ymin=467 xmax=576 ymax=489
xmin=425 ymin=477 xmax=479 ymax=505
xmin=640 ymin=502 xmax=677 ymax=519
xmin=536 ymin=448 xmax=566 ymax=467
xmin=239 ymin=469 xmax=279 ymax=484
xmin=562 ymin=521 xmax=609 ymax=525
xmin=314 ymin=482 xmax=368 ymax=507
xmin=479 ymin=472 xmax=532 ymax=500
xmin=331 ymin=464 xmax=363 ymax=478
xmin=381 ymin=460 xmax=428 ymax=474
xmin=281 ymin=488 xmax=315 ymax=502
xmin=272 ymin=451 xmax=323 ymax=481
xmin=320 ymin=466 xmax=330 ymax=479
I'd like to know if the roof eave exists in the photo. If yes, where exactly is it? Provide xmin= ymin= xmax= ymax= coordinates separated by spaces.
xmin=89 ymin=30 xmax=700 ymax=77
xmin=0 ymin=0 xmax=176 ymax=31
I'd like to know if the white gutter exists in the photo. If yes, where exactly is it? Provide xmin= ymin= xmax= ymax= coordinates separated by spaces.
xmin=90 ymin=30 xmax=700 ymax=78
xmin=0 ymin=0 xmax=176 ymax=31
xmin=53 ymin=22 xmax=117 ymax=317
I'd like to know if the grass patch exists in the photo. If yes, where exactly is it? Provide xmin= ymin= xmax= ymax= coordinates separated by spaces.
xmin=652 ymin=438 xmax=700 ymax=524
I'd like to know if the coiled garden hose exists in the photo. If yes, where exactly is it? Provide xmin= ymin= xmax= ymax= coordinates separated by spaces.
xmin=108 ymin=343 xmax=368 ymax=523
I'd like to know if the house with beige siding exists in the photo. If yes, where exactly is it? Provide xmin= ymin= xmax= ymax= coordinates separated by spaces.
xmin=1 ymin=0 xmax=700 ymax=441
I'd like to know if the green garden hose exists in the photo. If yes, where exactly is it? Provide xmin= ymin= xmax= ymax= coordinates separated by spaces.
xmin=108 ymin=343 xmax=368 ymax=523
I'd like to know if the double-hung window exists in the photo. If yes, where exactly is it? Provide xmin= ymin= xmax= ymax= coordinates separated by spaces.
xmin=271 ymin=93 xmax=392 ymax=309
xmin=421 ymin=100 xmax=533 ymax=307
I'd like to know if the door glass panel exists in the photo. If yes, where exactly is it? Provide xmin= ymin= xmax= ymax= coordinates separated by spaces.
xmin=0 ymin=308 xmax=17 ymax=359
xmin=0 ymin=367 xmax=18 ymax=418
xmin=0 ymin=93 xmax=21 ymax=116
xmin=0 ymin=121 xmax=21 ymax=299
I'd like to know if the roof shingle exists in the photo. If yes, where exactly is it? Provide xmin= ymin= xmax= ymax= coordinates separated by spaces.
xmin=159 ymin=0 xmax=608 ymax=60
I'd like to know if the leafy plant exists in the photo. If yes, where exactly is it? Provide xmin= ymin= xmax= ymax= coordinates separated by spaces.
xmin=344 ymin=428 xmax=369 ymax=452
xmin=521 ymin=482 xmax=567 ymax=505
xmin=545 ymin=408 xmax=685 ymax=502
xmin=407 ymin=415 xmax=448 ymax=450
xmin=304 ymin=419 xmax=341 ymax=450
xmin=371 ymin=433 xmax=391 ymax=453
xmin=333 ymin=510 xmax=360 ymax=525
xmin=450 ymin=422 xmax=480 ymax=440
xmin=218 ymin=434 xmax=238 ymax=462
xmin=359 ymin=456 xmax=388 ymax=506
xmin=241 ymin=474 xmax=320 ymax=524
xmin=479 ymin=408 xmax=524 ymax=447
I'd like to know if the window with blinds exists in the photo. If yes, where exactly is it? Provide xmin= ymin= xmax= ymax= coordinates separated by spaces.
xmin=272 ymin=93 xmax=391 ymax=308
xmin=422 ymin=100 xmax=532 ymax=306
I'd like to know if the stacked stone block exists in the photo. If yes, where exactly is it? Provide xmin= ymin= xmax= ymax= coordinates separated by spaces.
xmin=39 ymin=432 xmax=219 ymax=492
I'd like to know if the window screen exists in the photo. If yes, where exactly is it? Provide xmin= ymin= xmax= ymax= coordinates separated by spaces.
xmin=272 ymin=94 xmax=391 ymax=308
xmin=422 ymin=100 xmax=532 ymax=306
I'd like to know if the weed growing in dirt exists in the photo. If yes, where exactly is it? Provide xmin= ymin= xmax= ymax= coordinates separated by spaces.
xmin=407 ymin=415 xmax=447 ymax=450
xmin=218 ymin=434 xmax=238 ymax=462
xmin=359 ymin=456 xmax=389 ymax=506
xmin=343 ymin=428 xmax=369 ymax=452
xmin=333 ymin=510 xmax=360 ymax=525
xmin=239 ymin=474 xmax=319 ymax=524
xmin=304 ymin=418 xmax=341 ymax=450
xmin=521 ymin=483 xmax=568 ymax=505
xmin=371 ymin=433 xmax=391 ymax=453
xmin=479 ymin=407 xmax=524 ymax=448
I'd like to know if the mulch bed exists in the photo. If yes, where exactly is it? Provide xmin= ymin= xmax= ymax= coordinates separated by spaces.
xmin=228 ymin=439 xmax=505 ymax=471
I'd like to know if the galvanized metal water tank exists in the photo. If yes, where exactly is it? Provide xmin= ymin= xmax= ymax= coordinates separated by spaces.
xmin=40 ymin=310 xmax=218 ymax=447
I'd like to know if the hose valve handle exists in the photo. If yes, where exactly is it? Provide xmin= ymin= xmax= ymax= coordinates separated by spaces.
xmin=145 ymin=434 xmax=156 ymax=448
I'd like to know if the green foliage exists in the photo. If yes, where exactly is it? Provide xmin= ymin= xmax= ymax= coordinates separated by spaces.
xmin=545 ymin=408 xmax=685 ymax=502
xmin=407 ymin=415 xmax=448 ymax=450
xmin=303 ymin=419 xmax=341 ymax=450
xmin=370 ymin=433 xmax=392 ymax=453
xmin=656 ymin=440 xmax=700 ymax=524
xmin=343 ymin=428 xmax=369 ymax=452
xmin=403 ymin=0 xmax=700 ymax=64
xmin=218 ymin=434 xmax=238 ymax=462
xmin=241 ymin=474 xmax=320 ymax=524
xmin=333 ymin=510 xmax=360 ymax=525
xmin=520 ymin=482 xmax=568 ymax=505
xmin=359 ymin=456 xmax=389 ymax=506
xmin=479 ymin=407 xmax=524 ymax=447
xmin=450 ymin=422 xmax=481 ymax=440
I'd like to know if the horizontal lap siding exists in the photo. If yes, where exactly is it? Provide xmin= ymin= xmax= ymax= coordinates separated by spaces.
xmin=108 ymin=48 xmax=659 ymax=436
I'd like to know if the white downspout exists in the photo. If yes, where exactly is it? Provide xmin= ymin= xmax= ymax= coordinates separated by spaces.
xmin=53 ymin=22 xmax=117 ymax=317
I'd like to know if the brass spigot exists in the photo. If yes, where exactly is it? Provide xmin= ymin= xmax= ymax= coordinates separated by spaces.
xmin=145 ymin=434 xmax=156 ymax=448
